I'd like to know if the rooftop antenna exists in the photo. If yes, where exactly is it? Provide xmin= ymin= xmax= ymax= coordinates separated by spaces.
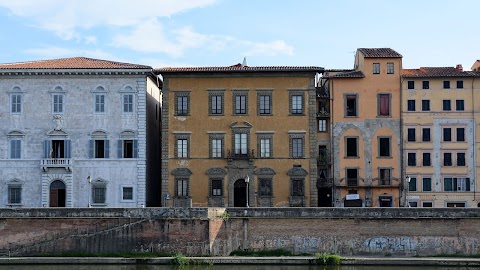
xmin=242 ymin=57 xmax=247 ymax=67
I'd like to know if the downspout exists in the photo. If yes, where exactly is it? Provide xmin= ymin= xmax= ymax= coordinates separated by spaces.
xmin=472 ymin=76 xmax=476 ymax=202
xmin=400 ymin=76 xmax=405 ymax=207
xmin=330 ymin=79 xmax=335 ymax=206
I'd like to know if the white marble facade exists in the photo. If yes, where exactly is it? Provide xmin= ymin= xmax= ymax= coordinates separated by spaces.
xmin=0 ymin=60 xmax=160 ymax=207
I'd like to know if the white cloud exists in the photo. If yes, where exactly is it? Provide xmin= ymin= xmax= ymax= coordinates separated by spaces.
xmin=24 ymin=46 xmax=117 ymax=60
xmin=242 ymin=40 xmax=294 ymax=57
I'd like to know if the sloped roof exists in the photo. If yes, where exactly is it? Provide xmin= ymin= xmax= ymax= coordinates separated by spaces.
xmin=358 ymin=48 xmax=402 ymax=58
xmin=0 ymin=57 xmax=151 ymax=69
xmin=402 ymin=67 xmax=475 ymax=78
xmin=155 ymin=63 xmax=323 ymax=74
xmin=324 ymin=70 xmax=365 ymax=78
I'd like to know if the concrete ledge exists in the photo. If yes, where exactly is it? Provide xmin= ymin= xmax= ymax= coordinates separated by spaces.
xmin=1 ymin=257 xmax=480 ymax=266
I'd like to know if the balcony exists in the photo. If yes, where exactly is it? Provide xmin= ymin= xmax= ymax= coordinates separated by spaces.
xmin=317 ymin=149 xmax=331 ymax=165
xmin=347 ymin=179 xmax=359 ymax=187
xmin=41 ymin=158 xmax=72 ymax=172
xmin=227 ymin=149 xmax=255 ymax=160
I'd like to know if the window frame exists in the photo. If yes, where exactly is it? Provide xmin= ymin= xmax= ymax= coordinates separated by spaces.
xmin=122 ymin=93 xmax=134 ymax=113
xmin=422 ymin=128 xmax=431 ymax=142
xmin=377 ymin=93 xmax=391 ymax=117
xmin=457 ymin=80 xmax=464 ymax=89
xmin=8 ymin=184 xmax=22 ymax=205
xmin=208 ymin=90 xmax=225 ymax=115
xmin=52 ymin=93 xmax=65 ymax=114
xmin=421 ymin=100 xmax=430 ymax=111
xmin=442 ymin=100 xmax=451 ymax=111
xmin=378 ymin=137 xmax=391 ymax=158
xmin=422 ymin=81 xmax=430 ymax=90
xmin=407 ymin=152 xmax=416 ymax=166
xmin=457 ymin=152 xmax=466 ymax=166
xmin=257 ymin=133 xmax=273 ymax=159
xmin=233 ymin=90 xmax=249 ymax=115
xmin=407 ymin=128 xmax=416 ymax=142
xmin=11 ymin=93 xmax=22 ymax=114
xmin=289 ymin=133 xmax=305 ymax=158
xmin=386 ymin=62 xmax=394 ymax=74
xmin=209 ymin=133 xmax=224 ymax=159
xmin=443 ymin=128 xmax=452 ymax=142
xmin=345 ymin=137 xmax=359 ymax=158
xmin=443 ymin=152 xmax=452 ymax=166
xmin=318 ymin=119 xmax=327 ymax=132
xmin=443 ymin=81 xmax=450 ymax=89
xmin=407 ymin=100 xmax=415 ymax=111
xmin=92 ymin=182 xmax=107 ymax=205
xmin=373 ymin=63 xmax=380 ymax=74
xmin=457 ymin=128 xmax=465 ymax=142
xmin=422 ymin=152 xmax=431 ymax=166
xmin=257 ymin=90 xmax=273 ymax=116
xmin=407 ymin=81 xmax=415 ymax=90
xmin=456 ymin=100 xmax=465 ymax=111
xmin=345 ymin=94 xmax=358 ymax=117
xmin=408 ymin=177 xmax=417 ymax=191
xmin=121 ymin=186 xmax=134 ymax=201
xmin=422 ymin=177 xmax=432 ymax=192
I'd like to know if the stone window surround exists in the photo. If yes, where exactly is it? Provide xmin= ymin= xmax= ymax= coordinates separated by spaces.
xmin=8 ymin=86 xmax=24 ymax=115
xmin=208 ymin=89 xmax=225 ymax=116
xmin=377 ymin=136 xmax=392 ymax=158
xmin=289 ymin=131 xmax=306 ymax=158
xmin=173 ymin=132 xmax=191 ymax=159
xmin=344 ymin=136 xmax=359 ymax=158
xmin=120 ymin=185 xmax=135 ymax=202
xmin=255 ymin=167 xmax=276 ymax=197
xmin=208 ymin=132 xmax=225 ymax=159
xmin=377 ymin=167 xmax=393 ymax=184
xmin=344 ymin=92 xmax=358 ymax=117
xmin=287 ymin=167 xmax=308 ymax=198
xmin=440 ymin=150 xmax=467 ymax=167
xmin=91 ymin=85 xmax=108 ymax=114
xmin=288 ymin=89 xmax=305 ymax=116
xmin=7 ymin=130 xmax=25 ymax=159
xmin=119 ymin=85 xmax=135 ymax=114
xmin=172 ymin=168 xmax=193 ymax=198
xmin=377 ymin=93 xmax=391 ymax=117
xmin=256 ymin=89 xmax=273 ymax=116
xmin=231 ymin=127 xmax=251 ymax=155
xmin=256 ymin=131 xmax=274 ymax=158
xmin=406 ymin=151 xmax=417 ymax=166
xmin=421 ymin=176 xmax=433 ymax=192
xmin=174 ymin=91 xmax=191 ymax=116
xmin=232 ymin=89 xmax=249 ymax=115
xmin=7 ymin=178 xmax=23 ymax=206
xmin=91 ymin=178 xmax=107 ymax=206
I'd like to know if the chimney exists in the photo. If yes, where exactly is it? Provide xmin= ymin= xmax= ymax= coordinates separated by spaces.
xmin=456 ymin=64 xmax=463 ymax=72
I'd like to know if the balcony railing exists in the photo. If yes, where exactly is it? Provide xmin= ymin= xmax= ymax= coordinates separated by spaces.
xmin=41 ymin=158 xmax=72 ymax=172
xmin=227 ymin=149 xmax=255 ymax=160
xmin=317 ymin=149 xmax=331 ymax=165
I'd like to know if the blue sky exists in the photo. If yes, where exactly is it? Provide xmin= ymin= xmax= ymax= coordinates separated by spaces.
xmin=0 ymin=0 xmax=478 ymax=70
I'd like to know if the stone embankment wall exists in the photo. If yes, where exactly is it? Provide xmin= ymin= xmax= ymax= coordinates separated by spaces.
xmin=1 ymin=208 xmax=480 ymax=256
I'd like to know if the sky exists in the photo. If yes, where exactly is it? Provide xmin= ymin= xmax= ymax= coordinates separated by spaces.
xmin=0 ymin=0 xmax=478 ymax=70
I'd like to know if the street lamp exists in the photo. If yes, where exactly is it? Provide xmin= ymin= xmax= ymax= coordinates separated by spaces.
xmin=245 ymin=175 xmax=250 ymax=208
xmin=405 ymin=176 xmax=411 ymax=207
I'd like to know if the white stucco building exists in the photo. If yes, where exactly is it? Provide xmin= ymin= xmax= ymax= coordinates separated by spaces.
xmin=0 ymin=57 xmax=161 ymax=207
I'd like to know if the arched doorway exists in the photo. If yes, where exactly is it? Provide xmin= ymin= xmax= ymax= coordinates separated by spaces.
xmin=233 ymin=179 xmax=247 ymax=207
xmin=50 ymin=180 xmax=66 ymax=207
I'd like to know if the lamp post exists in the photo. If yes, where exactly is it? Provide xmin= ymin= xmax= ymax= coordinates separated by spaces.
xmin=245 ymin=175 xmax=250 ymax=208
xmin=87 ymin=176 xmax=91 ymax=207
xmin=405 ymin=176 xmax=411 ymax=207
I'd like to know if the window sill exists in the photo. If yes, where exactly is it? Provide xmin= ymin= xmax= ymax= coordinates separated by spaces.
xmin=258 ymin=114 xmax=273 ymax=116
xmin=344 ymin=116 xmax=358 ymax=118
xmin=290 ymin=157 xmax=306 ymax=159
xmin=174 ymin=114 xmax=190 ymax=117
xmin=91 ymin=203 xmax=107 ymax=207
xmin=289 ymin=113 xmax=305 ymax=116
xmin=377 ymin=115 xmax=391 ymax=118
xmin=233 ymin=114 xmax=249 ymax=116
xmin=377 ymin=156 xmax=393 ymax=159
xmin=7 ymin=204 xmax=22 ymax=207
xmin=344 ymin=156 xmax=360 ymax=159
xmin=209 ymin=114 xmax=224 ymax=116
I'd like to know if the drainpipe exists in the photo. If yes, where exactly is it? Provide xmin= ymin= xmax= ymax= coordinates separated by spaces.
xmin=472 ymin=76 xmax=476 ymax=202
xmin=400 ymin=75 xmax=405 ymax=207
xmin=330 ymin=79 xmax=335 ymax=207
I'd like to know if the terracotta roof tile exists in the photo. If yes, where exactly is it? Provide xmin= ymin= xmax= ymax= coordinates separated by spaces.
xmin=358 ymin=48 xmax=402 ymax=58
xmin=0 ymin=57 xmax=151 ymax=69
xmin=402 ymin=67 xmax=475 ymax=78
xmin=155 ymin=64 xmax=323 ymax=74
xmin=325 ymin=70 xmax=365 ymax=78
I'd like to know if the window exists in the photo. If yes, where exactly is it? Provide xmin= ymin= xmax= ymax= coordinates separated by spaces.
xmin=457 ymin=153 xmax=466 ymax=166
xmin=345 ymin=94 xmax=357 ymax=116
xmin=345 ymin=137 xmax=358 ymax=157
xmin=422 ymin=81 xmax=429 ymax=89
xmin=291 ymin=138 xmax=304 ymax=158
xmin=259 ymin=94 xmax=271 ymax=115
xmin=177 ymin=179 xmax=189 ymax=196
xmin=378 ymin=137 xmax=391 ymax=157
xmin=407 ymin=100 xmax=415 ymax=111
xmin=346 ymin=168 xmax=358 ymax=186
xmin=208 ymin=90 xmax=224 ymax=115
xmin=211 ymin=179 xmax=222 ymax=196
xmin=177 ymin=139 xmax=188 ymax=158
xmin=456 ymin=100 xmax=465 ymax=111
xmin=407 ymin=128 xmax=416 ymax=142
xmin=422 ymin=128 xmax=431 ymax=142
xmin=318 ymin=119 xmax=327 ymax=132
xmin=457 ymin=128 xmax=465 ymax=142
xmin=408 ymin=177 xmax=417 ymax=191
xmin=407 ymin=153 xmax=416 ymax=166
xmin=11 ymin=94 xmax=22 ymax=113
xmin=118 ymin=139 xmax=138 ymax=158
xmin=92 ymin=184 xmax=106 ymax=204
xmin=423 ymin=153 xmax=431 ymax=166
xmin=422 ymin=202 xmax=433 ymax=207
xmin=234 ymin=133 xmax=248 ymax=155
xmin=95 ymin=94 xmax=105 ymax=113
xmin=53 ymin=94 xmax=64 ymax=113
xmin=443 ymin=81 xmax=450 ymax=89
xmin=122 ymin=187 xmax=133 ymax=200
xmin=444 ymin=177 xmax=470 ymax=191
xmin=457 ymin=80 xmax=464 ymax=89
xmin=259 ymin=178 xmax=272 ymax=196
xmin=373 ymin=63 xmax=380 ymax=74
xmin=235 ymin=95 xmax=247 ymax=114
xmin=211 ymin=139 xmax=223 ymax=158
xmin=422 ymin=177 xmax=432 ymax=191
xmin=90 ymin=139 xmax=109 ymax=158
xmin=421 ymin=100 xmax=430 ymax=111
xmin=387 ymin=62 xmax=394 ymax=74
xmin=379 ymin=168 xmax=391 ymax=185
xmin=407 ymin=81 xmax=415 ymax=89
xmin=291 ymin=95 xmax=303 ymax=114
xmin=8 ymin=185 xmax=21 ymax=204
xmin=378 ymin=94 xmax=390 ymax=116
xmin=123 ymin=94 xmax=133 ymax=113
xmin=443 ymin=152 xmax=452 ymax=166
xmin=259 ymin=138 xmax=271 ymax=158
xmin=44 ymin=140 xmax=71 ymax=159
xmin=177 ymin=96 xmax=188 ymax=116
xmin=291 ymin=179 xmax=304 ymax=196
xmin=10 ymin=139 xmax=21 ymax=159
xmin=442 ymin=100 xmax=451 ymax=111
xmin=443 ymin=128 xmax=452 ymax=141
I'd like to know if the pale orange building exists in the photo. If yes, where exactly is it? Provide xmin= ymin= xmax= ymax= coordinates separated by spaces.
xmin=156 ymin=64 xmax=323 ymax=207
xmin=326 ymin=48 xmax=403 ymax=207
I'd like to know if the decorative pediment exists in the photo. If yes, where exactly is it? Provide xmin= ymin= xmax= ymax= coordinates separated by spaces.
xmin=46 ymin=129 xmax=68 ymax=137
xmin=254 ymin=167 xmax=276 ymax=176
xmin=230 ymin=121 xmax=252 ymax=129
xmin=172 ymin=168 xmax=193 ymax=176
xmin=287 ymin=167 xmax=308 ymax=177
xmin=119 ymin=130 xmax=137 ymax=138
xmin=90 ymin=130 xmax=108 ymax=138
xmin=6 ymin=130 xmax=25 ymax=137
xmin=205 ymin=167 xmax=227 ymax=176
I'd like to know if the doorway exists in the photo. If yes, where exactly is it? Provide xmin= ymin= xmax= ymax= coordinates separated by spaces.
xmin=233 ymin=179 xmax=247 ymax=207
xmin=50 ymin=180 xmax=66 ymax=207
xmin=317 ymin=187 xmax=332 ymax=207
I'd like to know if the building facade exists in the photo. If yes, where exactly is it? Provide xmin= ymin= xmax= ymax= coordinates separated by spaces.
xmin=157 ymin=64 xmax=323 ymax=207
xmin=0 ymin=57 xmax=161 ymax=208
xmin=326 ymin=48 xmax=403 ymax=207
xmin=402 ymin=65 xmax=480 ymax=207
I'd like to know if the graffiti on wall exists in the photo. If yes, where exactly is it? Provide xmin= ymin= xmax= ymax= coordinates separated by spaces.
xmin=363 ymin=236 xmax=417 ymax=253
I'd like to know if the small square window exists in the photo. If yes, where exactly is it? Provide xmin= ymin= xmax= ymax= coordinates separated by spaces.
xmin=443 ymin=81 xmax=450 ymax=89
xmin=407 ymin=100 xmax=415 ymax=111
xmin=422 ymin=100 xmax=430 ymax=111
xmin=442 ymin=100 xmax=451 ymax=111
xmin=122 ymin=187 xmax=133 ymax=200
xmin=457 ymin=80 xmax=464 ymax=89
xmin=456 ymin=100 xmax=465 ymax=111
xmin=422 ymin=81 xmax=429 ymax=89
xmin=407 ymin=81 xmax=415 ymax=89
